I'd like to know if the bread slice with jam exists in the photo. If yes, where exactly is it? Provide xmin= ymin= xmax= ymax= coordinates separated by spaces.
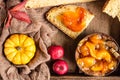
xmin=46 ymin=5 xmax=94 ymax=39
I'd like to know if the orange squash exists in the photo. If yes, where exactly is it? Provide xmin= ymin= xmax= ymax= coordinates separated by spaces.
xmin=4 ymin=34 xmax=36 ymax=65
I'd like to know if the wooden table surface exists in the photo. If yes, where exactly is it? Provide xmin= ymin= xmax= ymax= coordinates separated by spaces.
xmin=0 ymin=0 xmax=120 ymax=80
xmin=49 ymin=0 xmax=120 ymax=79
xmin=51 ymin=76 xmax=120 ymax=80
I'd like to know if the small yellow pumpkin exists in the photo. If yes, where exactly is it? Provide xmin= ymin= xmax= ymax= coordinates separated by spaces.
xmin=4 ymin=34 xmax=36 ymax=65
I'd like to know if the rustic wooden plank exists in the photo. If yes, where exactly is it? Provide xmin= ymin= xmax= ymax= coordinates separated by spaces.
xmin=51 ymin=76 xmax=120 ymax=80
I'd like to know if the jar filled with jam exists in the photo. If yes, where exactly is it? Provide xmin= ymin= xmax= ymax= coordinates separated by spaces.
xmin=75 ymin=33 xmax=119 ymax=76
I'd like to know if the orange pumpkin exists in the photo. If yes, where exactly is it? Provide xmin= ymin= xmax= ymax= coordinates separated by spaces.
xmin=4 ymin=34 xmax=36 ymax=65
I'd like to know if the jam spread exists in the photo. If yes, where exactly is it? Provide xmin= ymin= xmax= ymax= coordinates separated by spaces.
xmin=60 ymin=7 xmax=86 ymax=32
xmin=76 ymin=34 xmax=117 ymax=76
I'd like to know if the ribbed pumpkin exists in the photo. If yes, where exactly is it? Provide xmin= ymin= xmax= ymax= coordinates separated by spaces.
xmin=4 ymin=34 xmax=36 ymax=65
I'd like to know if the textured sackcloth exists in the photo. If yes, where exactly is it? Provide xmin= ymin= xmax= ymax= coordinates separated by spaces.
xmin=0 ymin=0 xmax=6 ymax=35
xmin=0 ymin=0 xmax=57 ymax=80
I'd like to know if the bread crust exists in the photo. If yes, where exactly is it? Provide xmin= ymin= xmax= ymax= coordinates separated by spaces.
xmin=25 ymin=0 xmax=96 ymax=8
xmin=46 ymin=5 xmax=94 ymax=39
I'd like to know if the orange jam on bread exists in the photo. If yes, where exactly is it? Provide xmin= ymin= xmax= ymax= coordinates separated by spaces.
xmin=60 ymin=7 xmax=86 ymax=32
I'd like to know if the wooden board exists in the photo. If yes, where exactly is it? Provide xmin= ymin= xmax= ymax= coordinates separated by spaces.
xmin=49 ymin=0 xmax=120 ymax=79
xmin=0 ymin=0 xmax=120 ymax=80
xmin=51 ymin=76 xmax=120 ymax=80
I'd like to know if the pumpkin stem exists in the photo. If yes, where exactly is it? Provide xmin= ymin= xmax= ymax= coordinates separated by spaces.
xmin=16 ymin=46 xmax=21 ymax=51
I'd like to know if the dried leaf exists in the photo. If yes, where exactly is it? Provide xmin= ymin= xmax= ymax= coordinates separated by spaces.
xmin=10 ymin=11 xmax=31 ymax=23
xmin=10 ymin=0 xmax=27 ymax=12
xmin=5 ymin=11 xmax=12 ymax=28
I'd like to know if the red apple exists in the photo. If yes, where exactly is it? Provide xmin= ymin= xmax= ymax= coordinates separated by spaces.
xmin=48 ymin=45 xmax=64 ymax=60
xmin=53 ymin=60 xmax=68 ymax=75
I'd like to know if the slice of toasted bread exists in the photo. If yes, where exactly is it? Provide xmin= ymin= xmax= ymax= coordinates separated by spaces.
xmin=46 ymin=5 xmax=94 ymax=39
xmin=25 ymin=0 xmax=96 ymax=8
xmin=103 ymin=0 xmax=120 ymax=18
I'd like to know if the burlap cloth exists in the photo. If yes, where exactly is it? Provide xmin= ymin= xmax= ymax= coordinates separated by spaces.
xmin=0 ymin=0 xmax=57 ymax=80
